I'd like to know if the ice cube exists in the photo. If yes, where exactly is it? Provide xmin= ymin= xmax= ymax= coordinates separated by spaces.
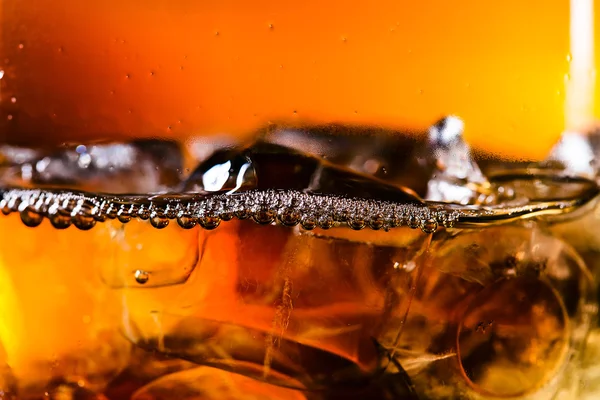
xmin=546 ymin=130 xmax=599 ymax=178
xmin=420 ymin=116 xmax=489 ymax=204
xmin=0 ymin=140 xmax=186 ymax=193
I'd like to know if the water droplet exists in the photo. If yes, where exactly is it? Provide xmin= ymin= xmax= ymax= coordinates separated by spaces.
xmin=0 ymin=70 xmax=4 ymax=79
xmin=10 ymin=97 xmax=16 ymax=104
xmin=150 ymin=215 xmax=169 ymax=229
xmin=20 ymin=208 xmax=43 ymax=227
xmin=6 ymin=115 xmax=13 ymax=121
xmin=268 ymin=23 xmax=274 ymax=30
xmin=17 ymin=43 xmax=24 ymax=50
xmin=125 ymin=73 xmax=131 ymax=79
xmin=134 ymin=270 xmax=149 ymax=284
xmin=176 ymin=215 xmax=197 ymax=229
xmin=566 ymin=53 xmax=572 ymax=62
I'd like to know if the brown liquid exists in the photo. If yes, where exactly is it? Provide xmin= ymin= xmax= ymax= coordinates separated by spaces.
xmin=0 ymin=209 xmax=592 ymax=399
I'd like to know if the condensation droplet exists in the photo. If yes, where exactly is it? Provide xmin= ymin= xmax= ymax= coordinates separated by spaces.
xmin=17 ymin=43 xmax=24 ymax=50
xmin=134 ymin=270 xmax=149 ymax=284
xmin=10 ymin=97 xmax=16 ymax=104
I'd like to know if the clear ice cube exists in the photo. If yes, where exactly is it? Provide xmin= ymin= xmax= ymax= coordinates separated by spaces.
xmin=420 ymin=116 xmax=490 ymax=204
xmin=0 ymin=140 xmax=186 ymax=193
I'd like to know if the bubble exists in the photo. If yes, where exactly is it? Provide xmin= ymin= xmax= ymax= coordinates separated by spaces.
xmin=317 ymin=215 xmax=334 ymax=229
xmin=137 ymin=205 xmax=150 ymax=220
xmin=421 ymin=218 xmax=438 ymax=234
xmin=199 ymin=215 xmax=221 ymax=230
xmin=253 ymin=208 xmax=275 ymax=225
xmin=50 ymin=213 xmax=71 ymax=230
xmin=20 ymin=208 xmax=43 ymax=227
xmin=10 ymin=97 xmax=16 ymax=104
xmin=300 ymin=215 xmax=317 ymax=230
xmin=177 ymin=215 xmax=197 ymax=229
xmin=368 ymin=215 xmax=384 ymax=230
xmin=73 ymin=215 xmax=96 ymax=231
xmin=407 ymin=216 xmax=420 ymax=229
xmin=134 ymin=270 xmax=150 ymax=285
xmin=279 ymin=209 xmax=300 ymax=226
xmin=349 ymin=218 xmax=366 ymax=230
xmin=235 ymin=209 xmax=250 ymax=220
xmin=150 ymin=215 xmax=169 ymax=229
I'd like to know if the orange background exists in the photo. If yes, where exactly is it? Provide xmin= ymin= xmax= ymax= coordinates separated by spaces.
xmin=0 ymin=0 xmax=596 ymax=159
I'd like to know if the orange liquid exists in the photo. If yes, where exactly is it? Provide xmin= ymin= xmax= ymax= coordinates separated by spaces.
xmin=0 ymin=1 xmax=596 ymax=159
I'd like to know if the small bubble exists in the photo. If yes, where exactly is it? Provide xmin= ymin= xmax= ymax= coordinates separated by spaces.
xmin=150 ymin=215 xmax=169 ymax=229
xmin=349 ymin=218 xmax=366 ymax=230
xmin=18 ymin=43 xmax=24 ymax=50
xmin=177 ymin=215 xmax=197 ymax=229
xmin=50 ymin=214 xmax=71 ymax=230
xmin=134 ymin=270 xmax=150 ymax=284
xmin=215 ymin=31 xmax=220 ymax=36
xmin=7 ymin=115 xmax=13 ymax=121
xmin=10 ymin=97 xmax=16 ymax=103
xmin=341 ymin=36 xmax=348 ymax=43
xmin=20 ymin=208 xmax=43 ymax=228
xmin=268 ymin=23 xmax=274 ymax=30
xmin=279 ymin=209 xmax=300 ymax=226
xmin=407 ymin=216 xmax=420 ymax=229
xmin=0 ymin=70 xmax=4 ymax=79
xmin=253 ymin=209 xmax=275 ymax=225
xmin=73 ymin=215 xmax=96 ymax=231
xmin=149 ymin=71 xmax=155 ymax=77
xmin=300 ymin=215 xmax=317 ymax=230
xmin=566 ymin=54 xmax=572 ymax=62
xmin=58 ymin=46 xmax=64 ymax=53
xmin=421 ymin=218 xmax=438 ymax=233
xmin=199 ymin=215 xmax=221 ymax=230
xmin=125 ymin=74 xmax=131 ymax=79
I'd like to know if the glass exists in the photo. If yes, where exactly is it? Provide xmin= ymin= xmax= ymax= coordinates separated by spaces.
xmin=1 ymin=2 xmax=600 ymax=400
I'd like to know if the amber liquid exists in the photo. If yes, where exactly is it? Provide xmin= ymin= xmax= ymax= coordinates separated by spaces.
xmin=0 ymin=204 xmax=589 ymax=400
xmin=1 ymin=2 xmax=599 ymax=399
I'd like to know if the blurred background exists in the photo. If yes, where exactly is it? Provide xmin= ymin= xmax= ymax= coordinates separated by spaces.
xmin=0 ymin=0 xmax=597 ymax=159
